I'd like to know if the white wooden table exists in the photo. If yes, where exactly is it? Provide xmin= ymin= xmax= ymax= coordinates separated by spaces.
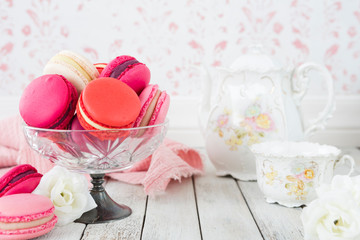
xmin=35 ymin=147 xmax=360 ymax=240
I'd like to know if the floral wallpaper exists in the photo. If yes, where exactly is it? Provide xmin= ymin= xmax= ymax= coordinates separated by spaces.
xmin=1 ymin=0 xmax=360 ymax=97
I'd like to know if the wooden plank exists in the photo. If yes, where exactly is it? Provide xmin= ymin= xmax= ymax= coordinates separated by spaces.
xmin=141 ymin=178 xmax=201 ymax=240
xmin=35 ymin=223 xmax=86 ymax=240
xmin=194 ymin=156 xmax=263 ymax=240
xmin=239 ymin=181 xmax=303 ymax=240
xmin=81 ymin=179 xmax=147 ymax=240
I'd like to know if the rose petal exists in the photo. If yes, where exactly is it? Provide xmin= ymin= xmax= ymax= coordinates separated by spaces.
xmin=71 ymin=193 xmax=88 ymax=212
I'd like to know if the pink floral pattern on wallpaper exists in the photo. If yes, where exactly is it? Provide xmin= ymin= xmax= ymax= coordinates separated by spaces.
xmin=1 ymin=0 xmax=360 ymax=96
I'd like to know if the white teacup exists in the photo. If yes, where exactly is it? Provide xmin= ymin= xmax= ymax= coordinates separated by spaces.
xmin=251 ymin=141 xmax=355 ymax=207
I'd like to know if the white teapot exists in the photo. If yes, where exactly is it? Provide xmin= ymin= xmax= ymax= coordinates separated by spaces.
xmin=199 ymin=46 xmax=335 ymax=181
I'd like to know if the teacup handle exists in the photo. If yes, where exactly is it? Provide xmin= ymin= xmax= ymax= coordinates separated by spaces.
xmin=292 ymin=62 xmax=336 ymax=138
xmin=334 ymin=154 xmax=355 ymax=176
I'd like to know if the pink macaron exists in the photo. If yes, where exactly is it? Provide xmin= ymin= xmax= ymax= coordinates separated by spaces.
xmin=19 ymin=74 xmax=78 ymax=129
xmin=0 ymin=193 xmax=57 ymax=240
xmin=133 ymin=84 xmax=170 ymax=127
xmin=69 ymin=115 xmax=91 ymax=152
xmin=0 ymin=164 xmax=42 ymax=197
xmin=100 ymin=55 xmax=150 ymax=94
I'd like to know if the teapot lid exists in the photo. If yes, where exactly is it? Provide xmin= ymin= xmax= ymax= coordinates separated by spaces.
xmin=230 ymin=45 xmax=282 ymax=73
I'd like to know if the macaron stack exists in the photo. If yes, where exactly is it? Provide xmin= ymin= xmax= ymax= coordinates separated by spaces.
xmin=0 ymin=165 xmax=57 ymax=240
xmin=19 ymin=50 xmax=170 ymax=136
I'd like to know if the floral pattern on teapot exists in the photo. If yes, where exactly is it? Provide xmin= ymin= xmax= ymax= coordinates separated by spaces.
xmin=262 ymin=160 xmax=318 ymax=201
xmin=210 ymin=102 xmax=277 ymax=151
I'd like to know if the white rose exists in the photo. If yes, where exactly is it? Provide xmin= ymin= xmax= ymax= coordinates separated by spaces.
xmin=33 ymin=166 xmax=97 ymax=225
xmin=301 ymin=175 xmax=360 ymax=240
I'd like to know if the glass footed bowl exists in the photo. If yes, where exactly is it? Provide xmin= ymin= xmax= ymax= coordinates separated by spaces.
xmin=23 ymin=119 xmax=169 ymax=224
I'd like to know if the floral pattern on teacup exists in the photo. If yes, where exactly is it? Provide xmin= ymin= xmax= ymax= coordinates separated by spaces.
xmin=261 ymin=161 xmax=319 ymax=201
xmin=285 ymin=175 xmax=310 ymax=200
xmin=264 ymin=166 xmax=278 ymax=185
xmin=211 ymin=103 xmax=276 ymax=151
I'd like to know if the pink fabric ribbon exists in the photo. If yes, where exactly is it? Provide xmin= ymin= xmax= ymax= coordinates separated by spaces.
xmin=0 ymin=115 xmax=203 ymax=195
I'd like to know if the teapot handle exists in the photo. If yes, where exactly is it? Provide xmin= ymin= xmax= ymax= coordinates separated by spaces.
xmin=292 ymin=62 xmax=336 ymax=138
